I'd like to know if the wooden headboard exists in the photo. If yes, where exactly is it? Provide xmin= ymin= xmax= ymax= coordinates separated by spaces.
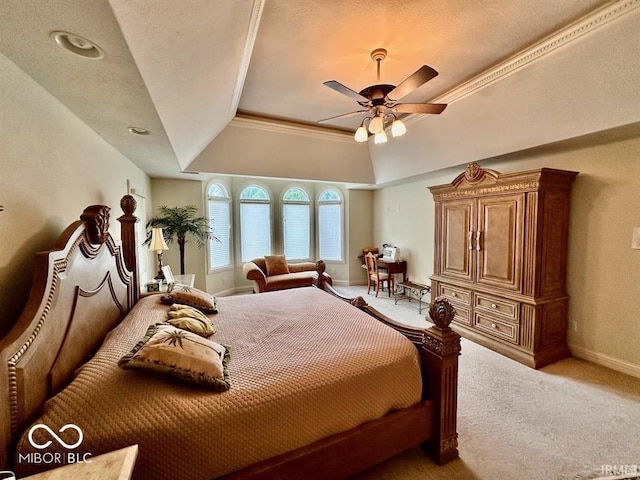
xmin=0 ymin=198 xmax=139 ymax=468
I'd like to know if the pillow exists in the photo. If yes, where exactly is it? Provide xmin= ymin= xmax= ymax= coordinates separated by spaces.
xmin=264 ymin=255 xmax=289 ymax=276
xmin=161 ymin=284 xmax=218 ymax=313
xmin=119 ymin=324 xmax=230 ymax=391
xmin=166 ymin=304 xmax=215 ymax=337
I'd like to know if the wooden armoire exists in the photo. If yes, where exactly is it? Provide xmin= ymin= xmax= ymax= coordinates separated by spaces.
xmin=429 ymin=163 xmax=578 ymax=368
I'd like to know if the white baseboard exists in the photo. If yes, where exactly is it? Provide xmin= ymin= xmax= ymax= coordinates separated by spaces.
xmin=341 ymin=280 xmax=368 ymax=286
xmin=568 ymin=344 xmax=640 ymax=379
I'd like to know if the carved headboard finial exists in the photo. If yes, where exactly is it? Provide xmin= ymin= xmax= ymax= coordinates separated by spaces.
xmin=80 ymin=205 xmax=111 ymax=245
xmin=120 ymin=195 xmax=137 ymax=215
xmin=428 ymin=296 xmax=456 ymax=329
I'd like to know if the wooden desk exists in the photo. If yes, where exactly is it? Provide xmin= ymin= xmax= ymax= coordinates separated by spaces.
xmin=377 ymin=259 xmax=407 ymax=283
xmin=22 ymin=445 xmax=138 ymax=479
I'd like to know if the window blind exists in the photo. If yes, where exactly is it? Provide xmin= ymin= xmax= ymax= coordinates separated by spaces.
xmin=318 ymin=203 xmax=342 ymax=261
xmin=240 ymin=202 xmax=271 ymax=261
xmin=208 ymin=198 xmax=231 ymax=269
xmin=284 ymin=203 xmax=310 ymax=260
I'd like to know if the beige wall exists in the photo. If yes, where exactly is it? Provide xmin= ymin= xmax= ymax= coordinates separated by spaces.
xmin=347 ymin=189 xmax=375 ymax=284
xmin=372 ymin=131 xmax=640 ymax=375
xmin=0 ymin=53 xmax=150 ymax=337
xmin=189 ymin=122 xmax=375 ymax=185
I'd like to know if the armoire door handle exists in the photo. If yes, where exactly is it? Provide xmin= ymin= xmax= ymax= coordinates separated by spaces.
xmin=468 ymin=231 xmax=474 ymax=250
xmin=476 ymin=231 xmax=482 ymax=251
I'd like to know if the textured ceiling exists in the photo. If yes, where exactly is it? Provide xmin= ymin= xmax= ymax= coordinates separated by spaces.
xmin=1 ymin=0 xmax=638 ymax=185
xmin=240 ymin=0 xmax=609 ymax=128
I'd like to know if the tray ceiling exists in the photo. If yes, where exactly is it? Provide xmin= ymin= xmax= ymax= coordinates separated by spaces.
xmin=1 ymin=0 xmax=638 ymax=185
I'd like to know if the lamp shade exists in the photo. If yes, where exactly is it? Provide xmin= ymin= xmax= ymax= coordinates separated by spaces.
xmin=149 ymin=227 xmax=169 ymax=252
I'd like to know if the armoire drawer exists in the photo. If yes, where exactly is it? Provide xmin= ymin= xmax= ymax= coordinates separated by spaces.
xmin=473 ymin=313 xmax=519 ymax=344
xmin=438 ymin=284 xmax=472 ymax=306
xmin=474 ymin=293 xmax=519 ymax=321
xmin=451 ymin=306 xmax=472 ymax=326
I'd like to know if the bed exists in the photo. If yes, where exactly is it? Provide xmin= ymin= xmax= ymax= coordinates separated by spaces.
xmin=0 ymin=196 xmax=460 ymax=479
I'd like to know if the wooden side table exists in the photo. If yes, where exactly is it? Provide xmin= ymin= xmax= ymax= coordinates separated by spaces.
xmin=21 ymin=444 xmax=138 ymax=479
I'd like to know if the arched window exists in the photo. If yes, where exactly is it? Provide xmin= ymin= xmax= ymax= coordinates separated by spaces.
xmin=317 ymin=188 xmax=343 ymax=261
xmin=207 ymin=182 xmax=231 ymax=270
xmin=239 ymin=185 xmax=272 ymax=262
xmin=282 ymin=187 xmax=310 ymax=260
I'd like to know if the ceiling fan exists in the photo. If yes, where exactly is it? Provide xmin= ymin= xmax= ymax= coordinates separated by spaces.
xmin=319 ymin=48 xmax=447 ymax=143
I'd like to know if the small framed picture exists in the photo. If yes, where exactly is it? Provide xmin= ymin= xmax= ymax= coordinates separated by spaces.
xmin=162 ymin=265 xmax=175 ymax=284
xmin=146 ymin=282 xmax=160 ymax=292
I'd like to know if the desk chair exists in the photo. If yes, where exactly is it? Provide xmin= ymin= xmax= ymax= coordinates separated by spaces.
xmin=364 ymin=252 xmax=394 ymax=297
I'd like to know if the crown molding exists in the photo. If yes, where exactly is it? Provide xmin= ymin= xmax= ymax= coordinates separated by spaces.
xmin=406 ymin=0 xmax=639 ymax=126
xmin=230 ymin=114 xmax=355 ymax=143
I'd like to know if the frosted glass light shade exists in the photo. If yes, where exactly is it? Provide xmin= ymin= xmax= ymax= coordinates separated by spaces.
xmin=391 ymin=119 xmax=407 ymax=137
xmin=374 ymin=131 xmax=388 ymax=144
xmin=354 ymin=126 xmax=368 ymax=142
xmin=368 ymin=115 xmax=384 ymax=134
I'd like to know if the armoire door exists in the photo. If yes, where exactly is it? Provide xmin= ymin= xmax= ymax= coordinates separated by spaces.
xmin=440 ymin=199 xmax=475 ymax=282
xmin=476 ymin=193 xmax=525 ymax=291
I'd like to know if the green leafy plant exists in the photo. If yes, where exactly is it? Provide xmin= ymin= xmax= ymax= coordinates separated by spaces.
xmin=145 ymin=205 xmax=215 ymax=275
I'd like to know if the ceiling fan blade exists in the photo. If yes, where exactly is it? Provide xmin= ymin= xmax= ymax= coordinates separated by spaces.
xmin=394 ymin=103 xmax=447 ymax=115
xmin=323 ymin=81 xmax=370 ymax=104
xmin=318 ymin=109 xmax=369 ymax=123
xmin=386 ymin=65 xmax=439 ymax=102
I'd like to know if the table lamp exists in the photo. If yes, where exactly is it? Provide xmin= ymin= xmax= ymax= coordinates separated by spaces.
xmin=149 ymin=227 xmax=169 ymax=280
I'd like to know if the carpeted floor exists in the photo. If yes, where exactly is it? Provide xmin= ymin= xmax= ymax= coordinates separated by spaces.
xmin=333 ymin=285 xmax=640 ymax=480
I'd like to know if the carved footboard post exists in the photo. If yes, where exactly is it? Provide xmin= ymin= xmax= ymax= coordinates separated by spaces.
xmin=422 ymin=297 xmax=461 ymax=464
xmin=312 ymin=260 xmax=334 ymax=290
xmin=118 ymin=195 xmax=139 ymax=304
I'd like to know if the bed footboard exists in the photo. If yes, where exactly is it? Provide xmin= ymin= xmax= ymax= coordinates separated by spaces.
xmin=313 ymin=261 xmax=460 ymax=464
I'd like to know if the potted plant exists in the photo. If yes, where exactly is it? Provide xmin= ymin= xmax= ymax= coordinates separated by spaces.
xmin=145 ymin=205 xmax=213 ymax=275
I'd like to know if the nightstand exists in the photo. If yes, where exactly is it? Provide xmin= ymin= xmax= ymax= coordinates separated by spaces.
xmin=142 ymin=274 xmax=196 ymax=296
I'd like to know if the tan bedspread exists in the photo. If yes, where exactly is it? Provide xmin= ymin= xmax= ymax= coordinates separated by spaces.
xmin=14 ymin=287 xmax=422 ymax=480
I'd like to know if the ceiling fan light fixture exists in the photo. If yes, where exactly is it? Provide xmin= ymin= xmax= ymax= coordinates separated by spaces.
xmin=374 ymin=130 xmax=387 ymax=145
xmin=368 ymin=115 xmax=384 ymax=134
xmin=320 ymin=47 xmax=446 ymax=146
xmin=354 ymin=125 xmax=368 ymax=143
xmin=391 ymin=118 xmax=407 ymax=137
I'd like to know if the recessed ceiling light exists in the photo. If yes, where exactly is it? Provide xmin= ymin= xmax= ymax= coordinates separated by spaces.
xmin=128 ymin=127 xmax=149 ymax=135
xmin=51 ymin=31 xmax=104 ymax=59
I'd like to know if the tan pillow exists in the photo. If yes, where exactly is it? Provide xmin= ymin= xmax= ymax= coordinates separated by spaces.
xmin=161 ymin=284 xmax=218 ymax=313
xmin=118 ymin=324 xmax=230 ymax=391
xmin=264 ymin=255 xmax=289 ymax=276
xmin=166 ymin=304 xmax=215 ymax=337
